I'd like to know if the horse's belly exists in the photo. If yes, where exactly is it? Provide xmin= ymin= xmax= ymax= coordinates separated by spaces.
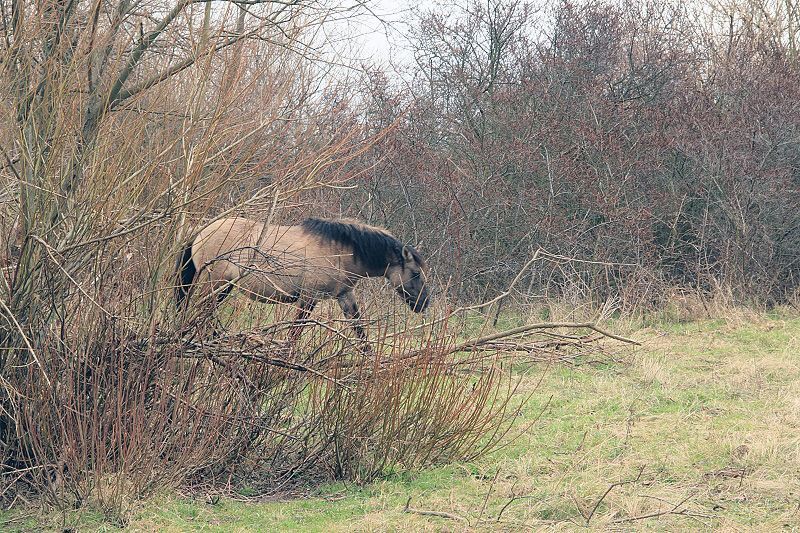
xmin=234 ymin=268 xmax=343 ymax=304
xmin=235 ymin=271 xmax=301 ymax=303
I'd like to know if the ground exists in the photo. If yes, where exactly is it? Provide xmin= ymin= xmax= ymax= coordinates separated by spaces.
xmin=3 ymin=310 xmax=799 ymax=531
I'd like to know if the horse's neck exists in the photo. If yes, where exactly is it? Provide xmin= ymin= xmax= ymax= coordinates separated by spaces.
xmin=347 ymin=249 xmax=389 ymax=279
xmin=349 ymin=256 xmax=377 ymax=279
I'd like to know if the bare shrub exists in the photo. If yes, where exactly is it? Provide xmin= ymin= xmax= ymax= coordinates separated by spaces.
xmin=0 ymin=1 xmax=535 ymax=519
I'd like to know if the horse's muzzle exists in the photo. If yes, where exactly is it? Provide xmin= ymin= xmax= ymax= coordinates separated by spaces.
xmin=397 ymin=285 xmax=429 ymax=313
xmin=407 ymin=289 xmax=431 ymax=313
xmin=412 ymin=298 xmax=430 ymax=313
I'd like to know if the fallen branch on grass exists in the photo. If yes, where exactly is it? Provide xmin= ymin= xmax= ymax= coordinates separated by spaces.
xmin=582 ymin=465 xmax=646 ymax=525
xmin=391 ymin=321 xmax=639 ymax=370
xmin=149 ymin=310 xmax=639 ymax=382
xmin=496 ymin=493 xmax=537 ymax=522
xmin=450 ymin=322 xmax=640 ymax=352
xmin=403 ymin=497 xmax=469 ymax=523
xmin=578 ymin=467 xmax=711 ymax=526
xmin=613 ymin=492 xmax=712 ymax=525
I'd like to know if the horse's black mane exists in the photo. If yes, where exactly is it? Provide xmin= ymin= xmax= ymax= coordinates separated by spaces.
xmin=301 ymin=218 xmax=420 ymax=273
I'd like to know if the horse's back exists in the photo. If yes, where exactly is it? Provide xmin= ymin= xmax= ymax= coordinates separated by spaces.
xmin=194 ymin=218 xmax=302 ymax=255
xmin=191 ymin=217 xmax=353 ymax=302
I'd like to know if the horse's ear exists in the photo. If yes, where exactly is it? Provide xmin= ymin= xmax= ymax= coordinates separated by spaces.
xmin=402 ymin=245 xmax=414 ymax=264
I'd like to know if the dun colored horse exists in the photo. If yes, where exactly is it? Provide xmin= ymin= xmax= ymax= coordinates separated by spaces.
xmin=175 ymin=217 xmax=430 ymax=341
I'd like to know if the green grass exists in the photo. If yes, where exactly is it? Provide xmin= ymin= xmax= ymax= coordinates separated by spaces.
xmin=3 ymin=313 xmax=800 ymax=531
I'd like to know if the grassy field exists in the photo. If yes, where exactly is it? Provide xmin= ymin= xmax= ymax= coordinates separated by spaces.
xmin=4 ymin=311 xmax=799 ymax=531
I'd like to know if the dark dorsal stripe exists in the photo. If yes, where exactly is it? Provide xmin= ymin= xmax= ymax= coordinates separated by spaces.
xmin=301 ymin=218 xmax=408 ymax=273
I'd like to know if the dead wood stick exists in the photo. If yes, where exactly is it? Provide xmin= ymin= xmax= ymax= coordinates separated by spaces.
xmin=178 ymin=347 xmax=352 ymax=391
xmin=612 ymin=492 xmax=708 ymax=524
xmin=403 ymin=497 xmax=469 ymax=523
xmin=496 ymin=494 xmax=537 ymax=522
xmin=337 ymin=321 xmax=637 ymax=372
xmin=448 ymin=322 xmax=641 ymax=354
xmin=585 ymin=465 xmax=646 ymax=524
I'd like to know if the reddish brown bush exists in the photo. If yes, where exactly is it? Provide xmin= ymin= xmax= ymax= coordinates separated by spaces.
xmin=337 ymin=0 xmax=800 ymax=308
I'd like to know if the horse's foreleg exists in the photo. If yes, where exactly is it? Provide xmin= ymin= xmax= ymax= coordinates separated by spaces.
xmin=337 ymin=291 xmax=372 ymax=353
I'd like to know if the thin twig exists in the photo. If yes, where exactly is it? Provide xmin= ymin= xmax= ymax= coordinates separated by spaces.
xmin=496 ymin=494 xmax=536 ymax=522
xmin=478 ymin=469 xmax=501 ymax=521
xmin=613 ymin=491 xmax=709 ymax=524
xmin=585 ymin=465 xmax=646 ymax=524
xmin=0 ymin=297 xmax=51 ymax=388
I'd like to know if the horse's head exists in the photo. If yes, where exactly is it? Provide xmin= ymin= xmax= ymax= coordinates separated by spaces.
xmin=386 ymin=245 xmax=431 ymax=313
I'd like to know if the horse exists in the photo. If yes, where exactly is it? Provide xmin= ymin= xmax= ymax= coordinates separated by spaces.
xmin=174 ymin=217 xmax=431 ymax=343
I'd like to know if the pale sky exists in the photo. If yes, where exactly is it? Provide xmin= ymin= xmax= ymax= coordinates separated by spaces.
xmin=355 ymin=0 xmax=417 ymax=65
xmin=325 ymin=0 xmax=433 ymax=69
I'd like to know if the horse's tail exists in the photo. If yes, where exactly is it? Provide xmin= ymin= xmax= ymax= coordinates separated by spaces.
xmin=175 ymin=241 xmax=196 ymax=311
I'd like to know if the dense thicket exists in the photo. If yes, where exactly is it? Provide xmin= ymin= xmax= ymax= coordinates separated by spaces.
xmin=0 ymin=0 xmax=515 ymax=515
xmin=332 ymin=0 xmax=800 ymax=307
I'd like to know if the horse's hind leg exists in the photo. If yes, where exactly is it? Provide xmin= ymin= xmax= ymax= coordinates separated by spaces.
xmin=202 ymin=283 xmax=235 ymax=338
xmin=216 ymin=282 xmax=233 ymax=304
xmin=184 ymin=276 xmax=233 ymax=339
xmin=287 ymin=299 xmax=317 ymax=346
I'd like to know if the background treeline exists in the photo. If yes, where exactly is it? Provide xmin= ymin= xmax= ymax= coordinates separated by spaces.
xmin=318 ymin=0 xmax=800 ymax=309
